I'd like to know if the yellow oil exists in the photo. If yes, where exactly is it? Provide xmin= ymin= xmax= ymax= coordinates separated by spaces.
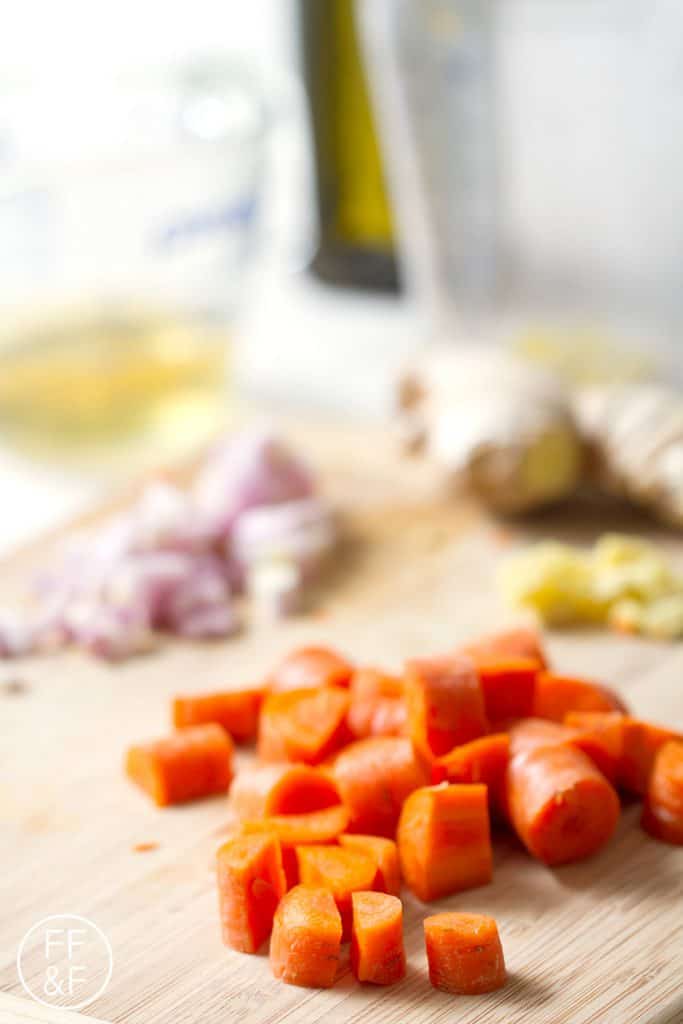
xmin=0 ymin=308 xmax=231 ymax=461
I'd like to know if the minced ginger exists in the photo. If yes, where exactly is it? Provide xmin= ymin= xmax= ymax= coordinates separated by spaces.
xmin=500 ymin=534 xmax=683 ymax=639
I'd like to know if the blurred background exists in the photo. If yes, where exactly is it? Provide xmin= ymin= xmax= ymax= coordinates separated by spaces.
xmin=2 ymin=0 xmax=683 ymax=551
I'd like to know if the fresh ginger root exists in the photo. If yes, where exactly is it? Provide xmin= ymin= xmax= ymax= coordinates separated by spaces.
xmin=399 ymin=348 xmax=583 ymax=515
xmin=574 ymin=384 xmax=683 ymax=528
xmin=501 ymin=533 xmax=683 ymax=639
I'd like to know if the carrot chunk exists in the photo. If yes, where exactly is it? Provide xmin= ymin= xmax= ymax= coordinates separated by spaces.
xmin=173 ymin=687 xmax=263 ymax=743
xmin=270 ymin=885 xmax=342 ymax=988
xmin=527 ymin=714 xmax=676 ymax=798
xmin=432 ymin=733 xmax=510 ymax=814
xmin=507 ymin=718 xmax=573 ymax=757
xmin=230 ymin=763 xmax=341 ymax=820
xmin=620 ymin=718 xmax=683 ymax=795
xmin=258 ymin=687 xmax=351 ymax=765
xmin=465 ymin=626 xmax=548 ymax=669
xmin=533 ymin=671 xmax=627 ymax=722
xmin=563 ymin=711 xmax=625 ymax=783
xmin=424 ymin=912 xmax=506 ymax=995
xmin=468 ymin=657 xmax=538 ymax=722
xmin=242 ymin=805 xmax=350 ymax=888
xmin=268 ymin=646 xmax=354 ymax=692
xmin=125 ymin=724 xmax=233 ymax=806
xmin=332 ymin=736 xmax=429 ymax=837
xmin=296 ymin=845 xmax=378 ymax=938
xmin=216 ymin=833 xmax=286 ymax=953
xmin=347 ymin=668 xmax=407 ymax=739
xmin=397 ymin=784 xmax=492 ymax=902
xmin=508 ymin=715 xmax=621 ymax=785
xmin=642 ymin=740 xmax=683 ymax=844
xmin=506 ymin=725 xmax=620 ymax=865
xmin=351 ymin=892 xmax=406 ymax=986
xmin=406 ymin=654 xmax=488 ymax=762
xmin=339 ymin=834 xmax=401 ymax=897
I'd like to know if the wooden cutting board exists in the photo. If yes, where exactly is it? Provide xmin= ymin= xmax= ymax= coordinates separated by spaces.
xmin=1 ymin=420 xmax=682 ymax=1024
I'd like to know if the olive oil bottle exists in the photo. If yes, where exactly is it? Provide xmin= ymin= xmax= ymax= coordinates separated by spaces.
xmin=300 ymin=0 xmax=399 ymax=291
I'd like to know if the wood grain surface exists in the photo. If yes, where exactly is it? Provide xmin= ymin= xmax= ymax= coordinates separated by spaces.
xmin=1 ymin=420 xmax=682 ymax=1024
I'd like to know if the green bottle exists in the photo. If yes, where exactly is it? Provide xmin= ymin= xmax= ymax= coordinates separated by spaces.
xmin=300 ymin=0 xmax=399 ymax=291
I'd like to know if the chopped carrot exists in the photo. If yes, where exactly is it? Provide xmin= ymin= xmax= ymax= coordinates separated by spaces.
xmin=241 ymin=805 xmax=350 ymax=888
xmin=467 ymin=656 xmax=538 ymax=722
xmin=619 ymin=718 xmax=682 ymax=795
xmin=533 ymin=671 xmax=627 ymax=722
xmin=296 ymin=844 xmax=378 ymax=938
xmin=125 ymin=724 xmax=233 ymax=806
xmin=351 ymin=892 xmax=406 ymax=986
xmin=642 ymin=740 xmax=683 ymax=845
xmin=347 ymin=668 xmax=407 ymax=739
xmin=258 ymin=686 xmax=351 ymax=765
xmin=270 ymin=885 xmax=342 ymax=988
xmin=432 ymin=733 xmax=510 ymax=814
xmin=242 ymin=805 xmax=350 ymax=847
xmin=339 ymin=834 xmax=401 ymax=897
xmin=505 ymin=727 xmax=620 ymax=865
xmin=424 ymin=912 xmax=506 ymax=995
xmin=508 ymin=715 xmax=621 ymax=785
xmin=132 ymin=841 xmax=158 ymax=853
xmin=268 ymin=646 xmax=354 ymax=692
xmin=465 ymin=626 xmax=548 ymax=670
xmin=563 ymin=711 xmax=625 ymax=783
xmin=216 ymin=832 xmax=287 ymax=953
xmin=507 ymin=718 xmax=573 ymax=758
xmin=405 ymin=654 xmax=488 ymax=762
xmin=397 ymin=784 xmax=492 ymax=902
xmin=332 ymin=736 xmax=429 ymax=837
xmin=172 ymin=686 xmax=263 ymax=743
xmin=230 ymin=763 xmax=341 ymax=820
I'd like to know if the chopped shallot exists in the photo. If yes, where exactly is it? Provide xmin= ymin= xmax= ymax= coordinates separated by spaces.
xmin=232 ymin=498 xmax=336 ymax=578
xmin=193 ymin=430 xmax=314 ymax=539
xmin=248 ymin=559 xmax=304 ymax=621
xmin=1 ymin=429 xmax=336 ymax=661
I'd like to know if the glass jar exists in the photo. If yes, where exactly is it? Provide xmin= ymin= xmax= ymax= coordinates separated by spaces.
xmin=360 ymin=0 xmax=683 ymax=383
xmin=0 ymin=61 xmax=265 ymax=460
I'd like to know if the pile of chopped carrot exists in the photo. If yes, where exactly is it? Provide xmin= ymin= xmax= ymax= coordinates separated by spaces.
xmin=124 ymin=628 xmax=683 ymax=994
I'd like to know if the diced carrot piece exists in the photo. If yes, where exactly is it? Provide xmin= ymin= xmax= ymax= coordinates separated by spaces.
xmin=508 ymin=715 xmax=621 ymax=785
xmin=397 ymin=784 xmax=492 ymax=902
xmin=216 ymin=833 xmax=286 ymax=953
xmin=270 ymin=885 xmax=342 ymax=988
xmin=258 ymin=687 xmax=351 ymax=765
xmin=507 ymin=718 xmax=574 ymax=757
xmin=242 ymin=805 xmax=350 ymax=888
xmin=125 ymin=724 xmax=233 ymax=806
xmin=505 ymin=729 xmax=620 ymax=865
xmin=405 ymin=654 xmax=488 ymax=762
xmin=173 ymin=687 xmax=263 ymax=743
xmin=432 ymin=733 xmax=509 ymax=814
xmin=332 ymin=736 xmax=429 ymax=837
xmin=296 ymin=845 xmax=378 ymax=938
xmin=230 ymin=763 xmax=341 ymax=820
xmin=620 ymin=718 xmax=682 ymax=795
xmin=351 ymin=892 xmax=406 ymax=986
xmin=339 ymin=834 xmax=401 ymax=897
xmin=268 ymin=646 xmax=354 ymax=692
xmin=424 ymin=912 xmax=506 ymax=995
xmin=563 ymin=711 xmax=625 ymax=783
xmin=468 ymin=657 xmax=538 ymax=722
xmin=465 ymin=626 xmax=548 ymax=669
xmin=347 ymin=668 xmax=407 ymax=739
xmin=642 ymin=740 xmax=683 ymax=844
xmin=533 ymin=671 xmax=627 ymax=722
